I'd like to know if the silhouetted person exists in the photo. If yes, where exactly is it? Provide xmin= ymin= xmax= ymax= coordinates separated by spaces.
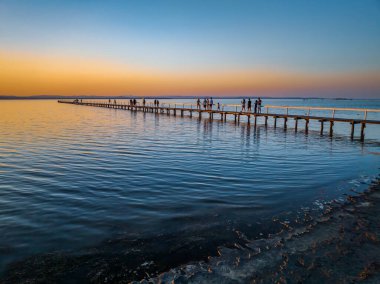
xmin=210 ymin=97 xmax=214 ymax=109
xmin=143 ymin=98 xmax=146 ymax=106
xmin=217 ymin=102 xmax=221 ymax=111
xmin=258 ymin=98 xmax=262 ymax=113
xmin=197 ymin=98 xmax=201 ymax=109
xmin=248 ymin=98 xmax=252 ymax=112
xmin=241 ymin=98 xmax=246 ymax=111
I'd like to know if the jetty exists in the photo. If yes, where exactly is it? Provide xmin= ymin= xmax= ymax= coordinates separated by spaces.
xmin=58 ymin=100 xmax=380 ymax=141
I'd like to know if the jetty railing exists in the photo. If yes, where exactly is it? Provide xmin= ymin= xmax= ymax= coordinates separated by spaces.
xmin=264 ymin=105 xmax=380 ymax=120
xmin=146 ymin=102 xmax=380 ymax=121
xmin=77 ymin=100 xmax=380 ymax=119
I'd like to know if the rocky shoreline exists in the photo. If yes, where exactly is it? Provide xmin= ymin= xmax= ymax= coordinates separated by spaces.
xmin=138 ymin=181 xmax=380 ymax=283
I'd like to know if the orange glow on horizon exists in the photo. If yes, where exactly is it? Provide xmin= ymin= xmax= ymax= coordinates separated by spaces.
xmin=1 ymin=51 xmax=380 ymax=97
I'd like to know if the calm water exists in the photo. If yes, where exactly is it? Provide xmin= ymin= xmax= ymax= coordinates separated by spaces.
xmin=0 ymin=99 xmax=379 ymax=281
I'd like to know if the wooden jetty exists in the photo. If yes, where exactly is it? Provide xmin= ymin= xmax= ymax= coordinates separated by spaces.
xmin=58 ymin=100 xmax=380 ymax=141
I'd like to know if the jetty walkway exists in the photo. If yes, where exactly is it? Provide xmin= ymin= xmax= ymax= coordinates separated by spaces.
xmin=58 ymin=100 xmax=380 ymax=141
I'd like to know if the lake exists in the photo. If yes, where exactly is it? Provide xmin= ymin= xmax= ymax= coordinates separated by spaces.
xmin=0 ymin=99 xmax=379 ymax=282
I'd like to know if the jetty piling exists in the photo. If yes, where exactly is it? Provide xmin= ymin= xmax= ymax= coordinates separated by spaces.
xmin=320 ymin=120 xmax=324 ymax=135
xmin=329 ymin=121 xmax=334 ymax=137
xmin=284 ymin=117 xmax=287 ymax=129
xmin=361 ymin=123 xmax=366 ymax=141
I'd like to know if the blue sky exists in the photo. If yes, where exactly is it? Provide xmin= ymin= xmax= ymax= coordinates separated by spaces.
xmin=1 ymin=0 xmax=380 ymax=97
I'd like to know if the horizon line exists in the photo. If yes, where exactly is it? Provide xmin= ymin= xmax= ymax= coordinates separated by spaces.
xmin=1 ymin=95 xmax=379 ymax=100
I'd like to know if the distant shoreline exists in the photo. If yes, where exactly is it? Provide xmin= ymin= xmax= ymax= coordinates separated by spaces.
xmin=0 ymin=96 xmax=379 ymax=100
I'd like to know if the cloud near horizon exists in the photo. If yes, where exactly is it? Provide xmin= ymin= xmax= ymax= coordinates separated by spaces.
xmin=1 ymin=51 xmax=380 ymax=98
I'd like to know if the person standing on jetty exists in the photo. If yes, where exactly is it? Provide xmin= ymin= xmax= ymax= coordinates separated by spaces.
xmin=197 ymin=98 xmax=201 ymax=109
xmin=210 ymin=97 xmax=214 ymax=109
xmin=203 ymin=98 xmax=207 ymax=110
xmin=258 ymin=98 xmax=262 ymax=113
xmin=254 ymin=99 xmax=258 ymax=113
xmin=241 ymin=98 xmax=246 ymax=111
xmin=217 ymin=102 xmax=221 ymax=111
xmin=248 ymin=98 xmax=252 ymax=112
xmin=143 ymin=98 xmax=146 ymax=106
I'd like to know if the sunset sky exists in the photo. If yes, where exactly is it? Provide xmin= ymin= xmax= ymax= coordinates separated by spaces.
xmin=1 ymin=0 xmax=380 ymax=98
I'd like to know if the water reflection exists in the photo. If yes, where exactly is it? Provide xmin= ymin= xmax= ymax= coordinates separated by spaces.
xmin=0 ymin=100 xmax=379 ymax=280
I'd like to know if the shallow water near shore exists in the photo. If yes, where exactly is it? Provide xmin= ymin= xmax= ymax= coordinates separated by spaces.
xmin=0 ymin=99 xmax=379 ymax=282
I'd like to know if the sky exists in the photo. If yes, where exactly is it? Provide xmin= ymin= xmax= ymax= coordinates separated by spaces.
xmin=1 ymin=0 xmax=380 ymax=98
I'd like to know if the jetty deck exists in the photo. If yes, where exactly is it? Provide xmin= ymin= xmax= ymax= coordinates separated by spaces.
xmin=58 ymin=100 xmax=380 ymax=141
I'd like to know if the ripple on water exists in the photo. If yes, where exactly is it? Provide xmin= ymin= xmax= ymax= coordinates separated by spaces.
xmin=0 ymin=100 xmax=379 ymax=280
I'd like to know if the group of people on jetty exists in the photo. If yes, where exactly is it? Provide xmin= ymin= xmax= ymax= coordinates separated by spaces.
xmin=108 ymin=98 xmax=160 ymax=107
xmin=73 ymin=97 xmax=263 ymax=113
xmin=196 ymin=97 xmax=263 ymax=113
xmin=242 ymin=97 xmax=263 ymax=113
xmin=197 ymin=97 xmax=217 ymax=110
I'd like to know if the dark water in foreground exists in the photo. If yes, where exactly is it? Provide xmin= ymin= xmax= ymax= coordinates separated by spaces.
xmin=0 ymin=99 xmax=379 ymax=282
